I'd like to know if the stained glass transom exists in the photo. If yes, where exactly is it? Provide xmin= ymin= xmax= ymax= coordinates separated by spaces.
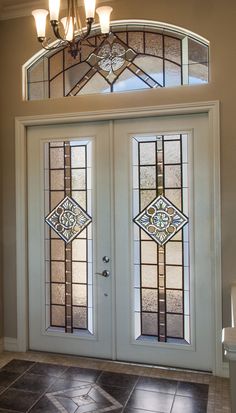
xmin=26 ymin=25 xmax=209 ymax=100
xmin=133 ymin=134 xmax=190 ymax=343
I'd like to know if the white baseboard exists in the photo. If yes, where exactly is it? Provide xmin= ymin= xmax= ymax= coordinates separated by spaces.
xmin=220 ymin=361 xmax=230 ymax=378
xmin=4 ymin=337 xmax=19 ymax=352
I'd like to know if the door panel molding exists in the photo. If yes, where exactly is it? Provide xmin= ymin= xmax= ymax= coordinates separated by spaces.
xmin=15 ymin=101 xmax=222 ymax=374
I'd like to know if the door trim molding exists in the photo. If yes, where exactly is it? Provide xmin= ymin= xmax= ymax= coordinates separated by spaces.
xmin=15 ymin=100 xmax=223 ymax=375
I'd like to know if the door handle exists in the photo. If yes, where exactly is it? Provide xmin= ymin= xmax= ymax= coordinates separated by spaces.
xmin=96 ymin=270 xmax=110 ymax=278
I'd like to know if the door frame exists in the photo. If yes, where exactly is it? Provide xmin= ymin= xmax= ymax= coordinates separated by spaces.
xmin=15 ymin=100 xmax=223 ymax=374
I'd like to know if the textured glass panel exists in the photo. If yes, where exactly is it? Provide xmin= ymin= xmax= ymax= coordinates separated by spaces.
xmin=142 ymin=289 xmax=158 ymax=312
xmin=166 ymin=242 xmax=182 ymax=265
xmin=72 ymin=262 xmax=87 ymax=284
xmin=165 ymin=61 xmax=181 ymax=87
xmin=72 ymin=284 xmax=87 ymax=306
xmin=51 ymin=240 xmax=65 ymax=261
xmin=142 ymin=313 xmax=158 ymax=335
xmin=141 ymin=241 xmax=157 ymax=264
xmin=51 ymin=284 xmax=65 ymax=305
xmin=140 ymin=142 xmax=156 ymax=165
xmin=72 ymin=191 xmax=86 ymax=210
xmin=50 ymin=147 xmax=64 ymax=169
xmin=71 ymin=146 xmax=86 ymax=168
xmin=188 ymin=39 xmax=208 ymax=64
xmin=164 ymin=141 xmax=180 ymax=164
xmin=134 ymin=56 xmax=163 ymax=85
xmin=73 ymin=307 xmax=87 ymax=329
xmin=140 ymin=190 xmax=156 ymax=210
xmin=141 ymin=265 xmax=158 ymax=288
xmin=167 ymin=314 xmax=183 ymax=338
xmin=165 ymin=165 xmax=181 ymax=188
xmin=115 ymin=32 xmax=127 ymax=43
xmin=65 ymin=63 xmax=90 ymax=95
xmin=164 ymin=36 xmax=181 ymax=64
xmin=28 ymin=58 xmax=48 ymax=82
xmin=140 ymin=166 xmax=156 ymax=189
xmin=189 ymin=63 xmax=208 ymax=84
xmin=50 ymin=170 xmax=64 ymax=190
xmin=51 ymin=305 xmax=65 ymax=326
xmin=28 ymin=81 xmax=48 ymax=100
xmin=72 ymin=239 xmax=87 ymax=261
xmin=79 ymin=73 xmax=109 ymax=95
xmin=50 ymin=50 xmax=63 ymax=79
xmin=113 ymin=69 xmax=149 ymax=92
xmin=166 ymin=266 xmax=182 ymax=289
xmin=71 ymin=169 xmax=86 ymax=190
xmin=50 ymin=73 xmax=64 ymax=98
xmin=166 ymin=290 xmax=183 ymax=313
xmin=165 ymin=189 xmax=181 ymax=209
xmin=128 ymin=32 xmax=144 ymax=53
xmin=145 ymin=33 xmax=163 ymax=57
xmin=51 ymin=261 xmax=65 ymax=283
xmin=51 ymin=191 xmax=65 ymax=209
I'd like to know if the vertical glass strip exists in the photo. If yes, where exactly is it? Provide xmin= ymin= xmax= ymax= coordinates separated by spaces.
xmin=64 ymin=142 xmax=73 ymax=333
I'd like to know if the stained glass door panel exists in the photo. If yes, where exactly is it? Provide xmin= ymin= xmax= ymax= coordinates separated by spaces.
xmin=28 ymin=122 xmax=112 ymax=358
xmin=114 ymin=115 xmax=213 ymax=371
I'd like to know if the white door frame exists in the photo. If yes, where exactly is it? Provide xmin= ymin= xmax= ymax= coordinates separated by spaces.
xmin=15 ymin=101 xmax=223 ymax=375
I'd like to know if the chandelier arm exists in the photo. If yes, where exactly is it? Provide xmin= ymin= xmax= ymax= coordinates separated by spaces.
xmin=76 ymin=17 xmax=94 ymax=43
xmin=50 ymin=20 xmax=64 ymax=41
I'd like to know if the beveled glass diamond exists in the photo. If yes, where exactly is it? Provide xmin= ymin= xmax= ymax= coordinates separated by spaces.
xmin=45 ymin=195 xmax=92 ymax=243
xmin=134 ymin=195 xmax=188 ymax=246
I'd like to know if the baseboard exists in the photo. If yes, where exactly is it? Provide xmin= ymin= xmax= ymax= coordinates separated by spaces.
xmin=220 ymin=361 xmax=230 ymax=378
xmin=4 ymin=337 xmax=19 ymax=352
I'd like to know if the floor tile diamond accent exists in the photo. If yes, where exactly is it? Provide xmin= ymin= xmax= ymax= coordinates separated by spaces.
xmin=46 ymin=383 xmax=122 ymax=413
xmin=45 ymin=196 xmax=92 ymax=243
xmin=134 ymin=195 xmax=188 ymax=246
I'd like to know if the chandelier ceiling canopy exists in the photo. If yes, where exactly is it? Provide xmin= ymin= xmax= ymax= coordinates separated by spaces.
xmin=32 ymin=0 xmax=113 ymax=58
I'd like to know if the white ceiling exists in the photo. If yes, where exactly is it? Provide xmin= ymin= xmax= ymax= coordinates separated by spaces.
xmin=0 ymin=0 xmax=115 ymax=20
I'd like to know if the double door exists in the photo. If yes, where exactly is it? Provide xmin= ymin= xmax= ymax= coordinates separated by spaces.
xmin=28 ymin=114 xmax=213 ymax=371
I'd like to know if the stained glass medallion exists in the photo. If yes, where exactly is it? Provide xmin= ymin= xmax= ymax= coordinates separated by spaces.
xmin=134 ymin=194 xmax=188 ymax=246
xmin=45 ymin=195 xmax=92 ymax=243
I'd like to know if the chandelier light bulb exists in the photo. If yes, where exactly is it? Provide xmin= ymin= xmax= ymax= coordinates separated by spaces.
xmin=32 ymin=9 xmax=49 ymax=39
xmin=84 ymin=0 xmax=96 ymax=19
xmin=49 ymin=0 xmax=60 ymax=21
xmin=96 ymin=6 xmax=113 ymax=34
xmin=61 ymin=16 xmax=74 ymax=41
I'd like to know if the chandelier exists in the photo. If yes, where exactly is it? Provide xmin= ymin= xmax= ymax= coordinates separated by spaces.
xmin=32 ymin=0 xmax=113 ymax=58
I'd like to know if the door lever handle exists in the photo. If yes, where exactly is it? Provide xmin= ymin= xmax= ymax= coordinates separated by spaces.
xmin=96 ymin=270 xmax=110 ymax=278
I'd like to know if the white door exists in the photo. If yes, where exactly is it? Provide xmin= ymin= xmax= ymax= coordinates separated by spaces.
xmin=114 ymin=114 xmax=213 ymax=371
xmin=27 ymin=114 xmax=213 ymax=371
xmin=28 ymin=122 xmax=113 ymax=358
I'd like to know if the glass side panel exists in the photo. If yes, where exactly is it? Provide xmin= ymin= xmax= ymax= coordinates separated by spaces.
xmin=44 ymin=140 xmax=93 ymax=334
xmin=132 ymin=134 xmax=190 ymax=343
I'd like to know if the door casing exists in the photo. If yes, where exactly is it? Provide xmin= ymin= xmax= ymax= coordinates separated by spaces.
xmin=14 ymin=101 xmax=223 ymax=375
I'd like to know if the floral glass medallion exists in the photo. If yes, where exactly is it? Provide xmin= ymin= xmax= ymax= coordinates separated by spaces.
xmin=134 ymin=195 xmax=188 ymax=246
xmin=45 ymin=195 xmax=92 ymax=243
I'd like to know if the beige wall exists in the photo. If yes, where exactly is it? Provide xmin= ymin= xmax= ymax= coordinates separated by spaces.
xmin=0 ymin=0 xmax=235 ymax=339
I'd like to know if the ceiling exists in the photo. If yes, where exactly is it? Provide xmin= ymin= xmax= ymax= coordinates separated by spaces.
xmin=0 ymin=0 xmax=114 ymax=20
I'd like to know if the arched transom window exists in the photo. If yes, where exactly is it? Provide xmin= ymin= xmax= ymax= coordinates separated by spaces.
xmin=26 ymin=21 xmax=209 ymax=100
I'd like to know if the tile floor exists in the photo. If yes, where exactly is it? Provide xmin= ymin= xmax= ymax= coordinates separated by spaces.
xmin=0 ymin=351 xmax=231 ymax=413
